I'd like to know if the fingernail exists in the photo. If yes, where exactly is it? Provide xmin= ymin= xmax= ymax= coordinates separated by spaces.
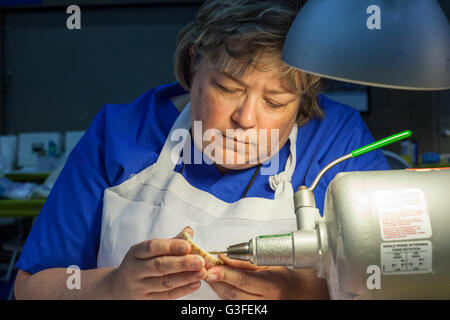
xmin=177 ymin=243 xmax=188 ymax=254
xmin=206 ymin=273 xmax=218 ymax=281
xmin=189 ymin=281 xmax=201 ymax=289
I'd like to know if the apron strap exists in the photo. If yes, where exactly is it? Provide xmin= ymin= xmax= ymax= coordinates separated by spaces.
xmin=268 ymin=125 xmax=298 ymax=202
xmin=153 ymin=103 xmax=192 ymax=174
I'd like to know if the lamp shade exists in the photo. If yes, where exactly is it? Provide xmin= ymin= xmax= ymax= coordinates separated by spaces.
xmin=282 ymin=0 xmax=450 ymax=90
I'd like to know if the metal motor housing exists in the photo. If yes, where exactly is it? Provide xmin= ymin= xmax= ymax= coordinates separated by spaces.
xmin=321 ymin=169 xmax=450 ymax=299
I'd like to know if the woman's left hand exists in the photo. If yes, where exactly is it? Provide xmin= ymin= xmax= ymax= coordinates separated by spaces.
xmin=205 ymin=254 xmax=329 ymax=300
xmin=204 ymin=254 xmax=295 ymax=300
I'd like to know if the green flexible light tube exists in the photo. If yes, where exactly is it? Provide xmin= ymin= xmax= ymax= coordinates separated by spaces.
xmin=307 ymin=130 xmax=412 ymax=191
xmin=351 ymin=130 xmax=412 ymax=158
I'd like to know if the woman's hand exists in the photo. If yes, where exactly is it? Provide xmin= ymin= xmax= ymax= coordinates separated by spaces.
xmin=205 ymin=254 xmax=329 ymax=300
xmin=109 ymin=226 xmax=207 ymax=299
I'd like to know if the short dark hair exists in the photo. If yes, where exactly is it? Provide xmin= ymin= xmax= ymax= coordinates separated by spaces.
xmin=174 ymin=0 xmax=324 ymax=125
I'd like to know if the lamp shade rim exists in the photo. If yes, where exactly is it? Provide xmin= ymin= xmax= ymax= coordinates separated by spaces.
xmin=286 ymin=64 xmax=450 ymax=91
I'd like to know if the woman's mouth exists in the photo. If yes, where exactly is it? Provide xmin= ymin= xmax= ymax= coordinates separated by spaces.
xmin=221 ymin=132 xmax=257 ymax=146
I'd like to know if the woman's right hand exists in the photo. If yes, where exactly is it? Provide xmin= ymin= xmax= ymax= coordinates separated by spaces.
xmin=109 ymin=226 xmax=207 ymax=299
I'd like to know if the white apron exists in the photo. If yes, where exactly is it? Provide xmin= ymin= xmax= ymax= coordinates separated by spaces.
xmin=97 ymin=103 xmax=298 ymax=299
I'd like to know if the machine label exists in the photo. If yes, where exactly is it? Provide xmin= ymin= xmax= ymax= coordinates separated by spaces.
xmin=380 ymin=241 xmax=432 ymax=275
xmin=374 ymin=189 xmax=432 ymax=241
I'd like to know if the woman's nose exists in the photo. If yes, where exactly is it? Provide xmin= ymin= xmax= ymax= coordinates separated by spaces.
xmin=231 ymin=96 xmax=257 ymax=129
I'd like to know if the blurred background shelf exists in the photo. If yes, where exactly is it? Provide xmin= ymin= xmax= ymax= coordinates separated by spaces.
xmin=4 ymin=173 xmax=50 ymax=184
xmin=0 ymin=199 xmax=46 ymax=218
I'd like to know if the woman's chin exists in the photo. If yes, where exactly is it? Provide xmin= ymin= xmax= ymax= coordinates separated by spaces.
xmin=207 ymin=148 xmax=274 ymax=172
xmin=214 ymin=162 xmax=260 ymax=173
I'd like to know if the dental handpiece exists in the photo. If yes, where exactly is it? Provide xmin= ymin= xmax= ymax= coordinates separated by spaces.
xmin=210 ymin=234 xmax=295 ymax=266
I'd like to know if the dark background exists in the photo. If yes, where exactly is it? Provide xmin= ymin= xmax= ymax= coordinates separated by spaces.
xmin=0 ymin=0 xmax=449 ymax=156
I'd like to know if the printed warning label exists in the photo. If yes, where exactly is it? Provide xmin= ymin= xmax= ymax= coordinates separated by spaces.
xmin=373 ymin=189 xmax=432 ymax=241
xmin=380 ymin=241 xmax=432 ymax=275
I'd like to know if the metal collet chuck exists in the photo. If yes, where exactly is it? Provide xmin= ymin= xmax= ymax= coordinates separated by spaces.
xmin=226 ymin=171 xmax=326 ymax=273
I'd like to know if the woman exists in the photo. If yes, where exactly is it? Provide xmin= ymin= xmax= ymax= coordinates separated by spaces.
xmin=14 ymin=0 xmax=389 ymax=299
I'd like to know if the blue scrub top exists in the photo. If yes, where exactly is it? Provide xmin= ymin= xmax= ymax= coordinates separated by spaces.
xmin=16 ymin=82 xmax=389 ymax=274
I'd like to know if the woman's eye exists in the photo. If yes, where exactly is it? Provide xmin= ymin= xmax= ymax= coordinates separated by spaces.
xmin=265 ymin=100 xmax=285 ymax=108
xmin=216 ymin=83 xmax=239 ymax=93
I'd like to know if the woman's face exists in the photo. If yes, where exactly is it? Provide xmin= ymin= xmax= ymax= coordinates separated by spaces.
xmin=189 ymin=58 xmax=300 ymax=172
